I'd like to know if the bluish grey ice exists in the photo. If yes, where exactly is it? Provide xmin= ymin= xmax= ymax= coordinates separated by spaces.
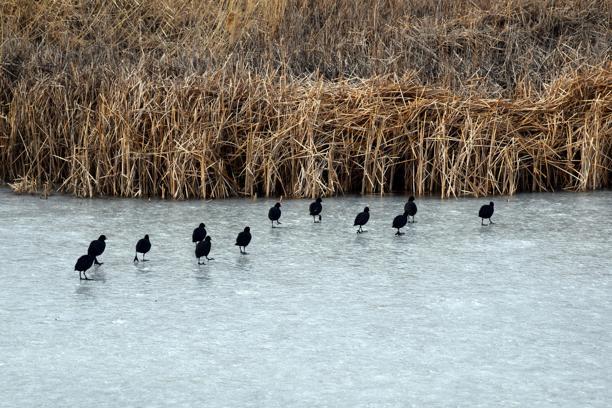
xmin=0 ymin=189 xmax=611 ymax=407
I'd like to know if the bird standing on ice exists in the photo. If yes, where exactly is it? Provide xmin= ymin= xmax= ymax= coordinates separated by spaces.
xmin=75 ymin=254 xmax=95 ymax=280
xmin=309 ymin=197 xmax=323 ymax=223
xmin=88 ymin=235 xmax=107 ymax=265
xmin=268 ymin=202 xmax=282 ymax=227
xmin=354 ymin=207 xmax=370 ymax=233
xmin=479 ymin=202 xmax=495 ymax=225
xmin=404 ymin=196 xmax=417 ymax=223
xmin=392 ymin=212 xmax=408 ymax=236
xmin=195 ymin=236 xmax=213 ymax=265
xmin=134 ymin=234 xmax=151 ymax=262
xmin=235 ymin=227 xmax=252 ymax=254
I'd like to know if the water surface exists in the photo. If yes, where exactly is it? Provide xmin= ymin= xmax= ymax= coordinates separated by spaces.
xmin=0 ymin=189 xmax=611 ymax=407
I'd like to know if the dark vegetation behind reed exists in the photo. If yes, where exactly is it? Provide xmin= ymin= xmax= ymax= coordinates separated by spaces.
xmin=1 ymin=0 xmax=611 ymax=198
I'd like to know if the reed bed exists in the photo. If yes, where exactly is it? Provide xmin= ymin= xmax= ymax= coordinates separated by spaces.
xmin=1 ymin=0 xmax=611 ymax=198
xmin=1 ymin=66 xmax=610 ymax=199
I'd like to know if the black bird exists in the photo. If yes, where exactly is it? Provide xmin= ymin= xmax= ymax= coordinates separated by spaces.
xmin=88 ymin=235 xmax=107 ymax=265
xmin=134 ymin=234 xmax=151 ymax=262
xmin=195 ymin=236 xmax=213 ymax=265
xmin=75 ymin=254 xmax=95 ymax=280
xmin=192 ymin=223 xmax=207 ymax=243
xmin=479 ymin=202 xmax=495 ymax=225
xmin=309 ymin=197 xmax=323 ymax=223
xmin=392 ymin=212 xmax=409 ymax=236
xmin=404 ymin=196 xmax=417 ymax=223
xmin=268 ymin=202 xmax=282 ymax=227
xmin=354 ymin=206 xmax=370 ymax=233
xmin=235 ymin=226 xmax=251 ymax=254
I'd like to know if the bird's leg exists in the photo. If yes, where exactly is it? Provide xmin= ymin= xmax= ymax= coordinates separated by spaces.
xmin=271 ymin=222 xmax=275 ymax=228
xmin=489 ymin=218 xmax=494 ymax=224
xmin=481 ymin=218 xmax=485 ymax=226
xmin=277 ymin=220 xmax=281 ymax=225
xmin=94 ymin=257 xmax=103 ymax=266
xmin=83 ymin=272 xmax=92 ymax=280
xmin=395 ymin=229 xmax=400 ymax=236
xmin=142 ymin=254 xmax=148 ymax=262
xmin=133 ymin=254 xmax=139 ymax=263
xmin=79 ymin=271 xmax=83 ymax=280
xmin=198 ymin=258 xmax=205 ymax=265
xmin=313 ymin=216 xmax=316 ymax=223
xmin=319 ymin=215 xmax=322 ymax=222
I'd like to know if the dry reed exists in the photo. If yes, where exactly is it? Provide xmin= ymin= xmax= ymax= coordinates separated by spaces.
xmin=1 ymin=0 xmax=610 ymax=198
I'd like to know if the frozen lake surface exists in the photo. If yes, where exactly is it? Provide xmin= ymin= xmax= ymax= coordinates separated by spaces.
xmin=0 ymin=189 xmax=611 ymax=407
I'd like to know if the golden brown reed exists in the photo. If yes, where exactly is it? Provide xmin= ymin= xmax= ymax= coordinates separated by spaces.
xmin=1 ymin=66 xmax=610 ymax=199
xmin=0 ymin=0 xmax=611 ymax=198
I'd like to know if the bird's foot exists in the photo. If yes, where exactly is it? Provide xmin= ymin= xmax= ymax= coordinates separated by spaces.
xmin=94 ymin=261 xmax=103 ymax=266
xmin=198 ymin=262 xmax=205 ymax=265
xmin=206 ymin=257 xmax=215 ymax=261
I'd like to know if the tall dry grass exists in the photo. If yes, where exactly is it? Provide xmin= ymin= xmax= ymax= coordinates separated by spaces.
xmin=1 ymin=0 xmax=611 ymax=198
